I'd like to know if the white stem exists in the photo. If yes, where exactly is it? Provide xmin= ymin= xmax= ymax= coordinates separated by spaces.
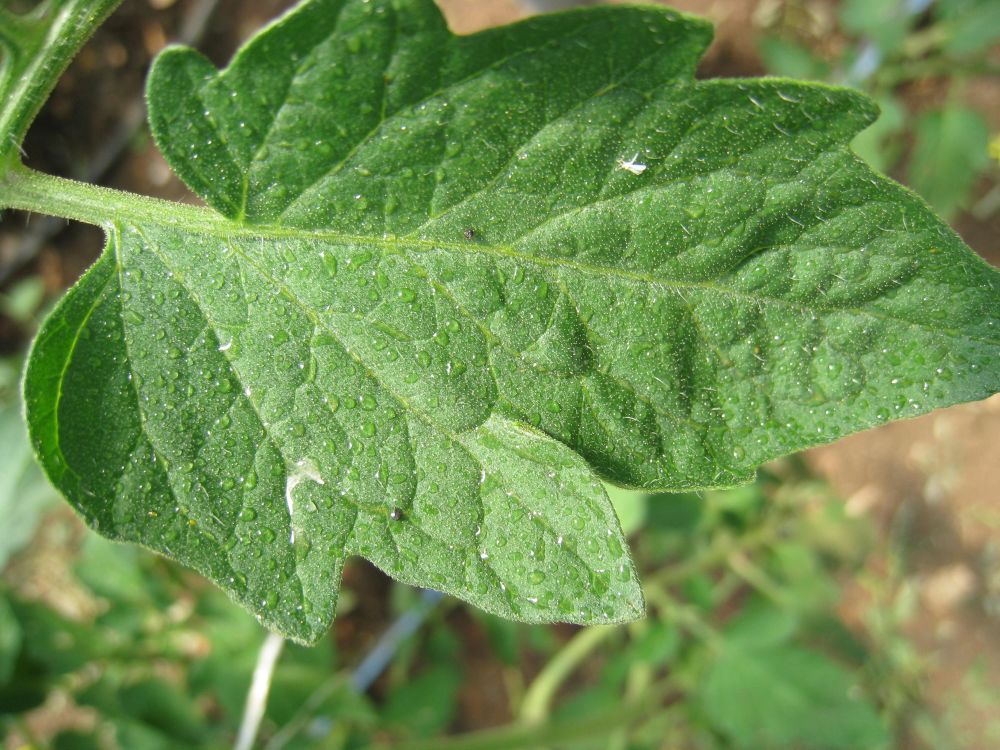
xmin=234 ymin=632 xmax=286 ymax=750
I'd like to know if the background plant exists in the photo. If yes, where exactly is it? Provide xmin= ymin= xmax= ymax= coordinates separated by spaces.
xmin=0 ymin=445 xmax=929 ymax=750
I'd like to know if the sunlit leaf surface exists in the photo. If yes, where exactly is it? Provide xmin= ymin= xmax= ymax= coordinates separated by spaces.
xmin=25 ymin=0 xmax=999 ymax=642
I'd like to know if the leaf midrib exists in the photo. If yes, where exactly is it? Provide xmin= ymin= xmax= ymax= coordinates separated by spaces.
xmin=22 ymin=167 xmax=991 ymax=348
xmin=125 ymin=213 xmax=998 ymax=348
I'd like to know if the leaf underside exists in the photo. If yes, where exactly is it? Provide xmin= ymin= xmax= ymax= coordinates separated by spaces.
xmin=25 ymin=0 xmax=1000 ymax=642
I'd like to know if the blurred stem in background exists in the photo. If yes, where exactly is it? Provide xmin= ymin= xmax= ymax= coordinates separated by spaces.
xmin=234 ymin=634 xmax=285 ymax=750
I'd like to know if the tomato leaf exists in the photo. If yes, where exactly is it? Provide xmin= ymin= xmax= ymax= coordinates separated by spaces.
xmin=21 ymin=0 xmax=1000 ymax=642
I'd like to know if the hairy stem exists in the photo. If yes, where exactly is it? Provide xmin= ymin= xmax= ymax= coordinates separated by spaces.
xmin=0 ymin=164 xmax=216 ymax=228
xmin=0 ymin=0 xmax=123 ymax=161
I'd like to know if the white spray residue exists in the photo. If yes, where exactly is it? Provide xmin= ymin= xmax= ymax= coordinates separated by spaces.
xmin=285 ymin=458 xmax=324 ymax=543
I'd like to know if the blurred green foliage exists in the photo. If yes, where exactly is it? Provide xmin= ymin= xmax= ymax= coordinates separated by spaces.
xmin=759 ymin=0 xmax=1000 ymax=221
xmin=0 ymin=372 xmax=954 ymax=749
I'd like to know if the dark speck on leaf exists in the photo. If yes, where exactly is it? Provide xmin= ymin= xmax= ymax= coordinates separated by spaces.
xmin=463 ymin=227 xmax=476 ymax=240
xmin=390 ymin=507 xmax=404 ymax=521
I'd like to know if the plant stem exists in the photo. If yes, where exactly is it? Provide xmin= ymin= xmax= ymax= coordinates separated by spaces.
xmin=377 ymin=681 xmax=679 ymax=750
xmin=727 ymin=549 xmax=788 ymax=604
xmin=234 ymin=632 xmax=286 ymax=750
xmin=1 ymin=0 xmax=224 ymax=285
xmin=608 ymin=645 xmax=653 ymax=750
xmin=0 ymin=164 xmax=216 ymax=229
xmin=519 ymin=624 xmax=616 ymax=725
xmin=644 ymin=586 xmax=722 ymax=651
xmin=648 ymin=515 xmax=782 ymax=589
xmin=0 ymin=0 xmax=123 ymax=161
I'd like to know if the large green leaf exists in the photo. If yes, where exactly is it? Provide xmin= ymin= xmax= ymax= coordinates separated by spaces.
xmin=22 ymin=0 xmax=1000 ymax=643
